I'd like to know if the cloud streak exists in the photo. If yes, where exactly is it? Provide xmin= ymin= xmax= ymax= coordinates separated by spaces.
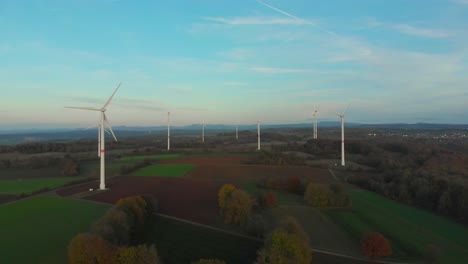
xmin=255 ymin=0 xmax=338 ymax=36
xmin=392 ymin=24 xmax=450 ymax=38
xmin=202 ymin=16 xmax=311 ymax=25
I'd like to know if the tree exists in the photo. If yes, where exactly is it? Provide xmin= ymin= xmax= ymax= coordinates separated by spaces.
xmin=361 ymin=232 xmax=392 ymax=260
xmin=63 ymin=159 xmax=79 ymax=176
xmin=256 ymin=217 xmax=312 ymax=264
xmin=304 ymin=183 xmax=329 ymax=207
xmin=91 ymin=208 xmax=131 ymax=246
xmin=116 ymin=244 xmax=159 ymax=264
xmin=192 ymin=259 xmax=226 ymax=264
xmin=218 ymin=184 xmax=236 ymax=209
xmin=223 ymin=189 xmax=253 ymax=225
xmin=68 ymin=233 xmax=116 ymax=264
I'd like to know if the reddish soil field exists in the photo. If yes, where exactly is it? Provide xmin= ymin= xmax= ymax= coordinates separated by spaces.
xmin=59 ymin=176 xmax=220 ymax=225
xmin=186 ymin=164 xmax=334 ymax=184
xmin=160 ymin=156 xmax=249 ymax=165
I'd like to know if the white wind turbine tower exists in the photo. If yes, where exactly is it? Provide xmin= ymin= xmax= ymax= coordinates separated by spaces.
xmin=167 ymin=111 xmax=171 ymax=151
xmin=257 ymin=120 xmax=261 ymax=151
xmin=336 ymin=104 xmax=350 ymax=166
xmin=66 ymin=82 xmax=122 ymax=190
xmin=202 ymin=121 xmax=205 ymax=143
xmin=312 ymin=106 xmax=318 ymax=140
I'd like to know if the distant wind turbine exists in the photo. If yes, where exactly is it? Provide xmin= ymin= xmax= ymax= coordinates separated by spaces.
xmin=167 ymin=111 xmax=171 ymax=151
xmin=257 ymin=120 xmax=261 ymax=150
xmin=336 ymin=104 xmax=350 ymax=166
xmin=202 ymin=121 xmax=205 ymax=143
xmin=313 ymin=106 xmax=318 ymax=139
xmin=236 ymin=119 xmax=239 ymax=140
xmin=65 ymin=82 xmax=122 ymax=190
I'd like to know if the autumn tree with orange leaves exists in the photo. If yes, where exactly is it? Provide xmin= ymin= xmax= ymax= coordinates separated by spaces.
xmin=361 ymin=232 xmax=392 ymax=260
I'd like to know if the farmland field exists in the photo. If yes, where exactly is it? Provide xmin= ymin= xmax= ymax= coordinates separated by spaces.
xmin=147 ymin=215 xmax=260 ymax=264
xmin=120 ymin=154 xmax=181 ymax=161
xmin=187 ymin=164 xmax=334 ymax=184
xmin=0 ymin=177 xmax=86 ymax=195
xmin=160 ymin=156 xmax=248 ymax=165
xmin=0 ymin=195 xmax=109 ymax=264
xmin=261 ymin=205 xmax=360 ymax=256
xmin=81 ymin=176 xmax=220 ymax=224
xmin=132 ymin=164 xmax=194 ymax=177
xmin=325 ymin=189 xmax=468 ymax=263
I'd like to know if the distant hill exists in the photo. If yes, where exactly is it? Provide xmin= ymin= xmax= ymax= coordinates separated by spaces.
xmin=0 ymin=122 xmax=466 ymax=145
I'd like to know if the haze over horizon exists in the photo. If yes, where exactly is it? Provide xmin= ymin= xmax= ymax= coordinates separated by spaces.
xmin=1 ymin=0 xmax=467 ymax=129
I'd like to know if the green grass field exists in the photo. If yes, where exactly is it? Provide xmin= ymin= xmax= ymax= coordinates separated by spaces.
xmin=147 ymin=216 xmax=260 ymax=264
xmin=325 ymin=189 xmax=468 ymax=263
xmin=0 ymin=177 xmax=86 ymax=195
xmin=0 ymin=196 xmax=109 ymax=264
xmin=120 ymin=154 xmax=182 ymax=161
xmin=132 ymin=164 xmax=194 ymax=177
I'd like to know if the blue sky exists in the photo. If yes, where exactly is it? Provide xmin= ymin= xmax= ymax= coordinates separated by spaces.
xmin=1 ymin=0 xmax=467 ymax=128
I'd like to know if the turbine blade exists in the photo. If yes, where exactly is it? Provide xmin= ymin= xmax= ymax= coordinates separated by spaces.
xmin=102 ymin=82 xmax=122 ymax=110
xmin=104 ymin=114 xmax=118 ymax=142
xmin=83 ymin=124 xmax=99 ymax=130
xmin=342 ymin=103 xmax=351 ymax=115
xmin=65 ymin=106 xmax=101 ymax=111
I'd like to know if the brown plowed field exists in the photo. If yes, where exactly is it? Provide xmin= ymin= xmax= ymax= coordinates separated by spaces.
xmin=81 ymin=176 xmax=220 ymax=225
xmin=186 ymin=164 xmax=334 ymax=184
xmin=160 ymin=156 xmax=248 ymax=165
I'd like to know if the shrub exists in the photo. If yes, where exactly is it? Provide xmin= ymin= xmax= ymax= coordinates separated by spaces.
xmin=256 ymin=190 xmax=277 ymax=209
xmin=91 ymin=208 xmax=130 ymax=246
xmin=304 ymin=183 xmax=329 ymax=207
xmin=116 ymin=244 xmax=159 ymax=264
xmin=68 ymin=233 xmax=116 ymax=264
xmin=361 ymin=232 xmax=392 ymax=260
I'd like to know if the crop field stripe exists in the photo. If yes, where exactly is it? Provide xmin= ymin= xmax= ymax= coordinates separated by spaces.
xmin=120 ymin=154 xmax=181 ymax=161
xmin=132 ymin=164 xmax=194 ymax=177
xmin=0 ymin=177 xmax=87 ymax=195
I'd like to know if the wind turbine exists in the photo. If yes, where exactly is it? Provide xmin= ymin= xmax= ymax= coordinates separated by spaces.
xmin=202 ymin=121 xmax=205 ymax=143
xmin=257 ymin=120 xmax=261 ymax=151
xmin=235 ymin=119 xmax=239 ymax=140
xmin=65 ymin=82 xmax=121 ymax=190
xmin=336 ymin=104 xmax=350 ymax=166
xmin=167 ymin=111 xmax=171 ymax=151
xmin=312 ymin=106 xmax=318 ymax=140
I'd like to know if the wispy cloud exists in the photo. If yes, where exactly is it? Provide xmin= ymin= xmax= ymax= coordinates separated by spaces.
xmin=252 ymin=67 xmax=319 ymax=73
xmin=255 ymin=0 xmax=338 ymax=36
xmin=392 ymin=24 xmax=450 ymax=38
xmin=202 ymin=16 xmax=311 ymax=25
xmin=453 ymin=0 xmax=468 ymax=5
